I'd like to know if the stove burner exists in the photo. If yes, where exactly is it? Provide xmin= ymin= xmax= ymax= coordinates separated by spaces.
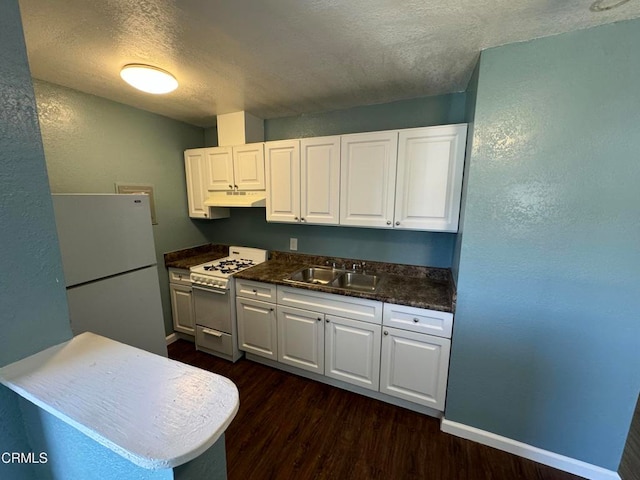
xmin=201 ymin=257 xmax=256 ymax=274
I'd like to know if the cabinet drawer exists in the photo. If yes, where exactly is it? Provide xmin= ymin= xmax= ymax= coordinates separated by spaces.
xmin=277 ymin=286 xmax=382 ymax=324
xmin=235 ymin=279 xmax=277 ymax=302
xmin=383 ymin=303 xmax=453 ymax=338
xmin=195 ymin=325 xmax=233 ymax=356
xmin=169 ymin=268 xmax=191 ymax=286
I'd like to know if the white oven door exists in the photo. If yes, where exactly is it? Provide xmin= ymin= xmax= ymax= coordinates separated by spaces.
xmin=192 ymin=285 xmax=232 ymax=333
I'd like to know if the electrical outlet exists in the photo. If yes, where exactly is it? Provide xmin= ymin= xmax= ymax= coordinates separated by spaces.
xmin=289 ymin=238 xmax=298 ymax=251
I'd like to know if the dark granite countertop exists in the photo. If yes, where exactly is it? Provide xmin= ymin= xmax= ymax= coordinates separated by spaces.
xmin=163 ymin=244 xmax=229 ymax=270
xmin=235 ymin=252 xmax=456 ymax=313
xmin=163 ymin=246 xmax=456 ymax=313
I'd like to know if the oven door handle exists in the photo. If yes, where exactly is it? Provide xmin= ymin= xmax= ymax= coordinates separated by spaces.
xmin=202 ymin=328 xmax=223 ymax=337
xmin=192 ymin=285 xmax=229 ymax=295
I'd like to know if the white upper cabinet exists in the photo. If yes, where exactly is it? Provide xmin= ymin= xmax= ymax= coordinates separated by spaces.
xmin=184 ymin=148 xmax=230 ymax=219
xmin=205 ymin=147 xmax=234 ymax=191
xmin=300 ymin=136 xmax=340 ymax=225
xmin=394 ymin=124 xmax=467 ymax=232
xmin=265 ymin=140 xmax=300 ymax=223
xmin=206 ymin=143 xmax=265 ymax=191
xmin=340 ymin=131 xmax=399 ymax=228
xmin=233 ymin=143 xmax=265 ymax=190
xmin=266 ymin=136 xmax=340 ymax=225
xmin=184 ymin=148 xmax=209 ymax=218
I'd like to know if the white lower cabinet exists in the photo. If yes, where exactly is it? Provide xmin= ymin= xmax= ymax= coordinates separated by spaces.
xmin=324 ymin=315 xmax=381 ymax=391
xmin=277 ymin=305 xmax=324 ymax=374
xmin=236 ymin=282 xmax=453 ymax=414
xmin=380 ymin=326 xmax=451 ymax=410
xmin=236 ymin=296 xmax=277 ymax=360
xmin=169 ymin=268 xmax=195 ymax=335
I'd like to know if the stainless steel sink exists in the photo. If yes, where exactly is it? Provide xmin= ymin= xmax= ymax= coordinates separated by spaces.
xmin=287 ymin=266 xmax=340 ymax=285
xmin=330 ymin=272 xmax=382 ymax=292
xmin=284 ymin=266 xmax=383 ymax=292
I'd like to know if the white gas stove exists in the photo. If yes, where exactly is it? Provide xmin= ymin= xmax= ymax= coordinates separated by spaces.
xmin=190 ymin=246 xmax=268 ymax=289
xmin=189 ymin=246 xmax=267 ymax=362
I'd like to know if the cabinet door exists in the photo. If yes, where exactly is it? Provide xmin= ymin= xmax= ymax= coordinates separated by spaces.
xmin=265 ymin=140 xmax=300 ymax=223
xmin=301 ymin=136 xmax=340 ymax=225
xmin=277 ymin=306 xmax=324 ymax=374
xmin=205 ymin=147 xmax=234 ymax=191
xmin=394 ymin=124 xmax=467 ymax=232
xmin=236 ymin=297 xmax=277 ymax=360
xmin=325 ymin=315 xmax=381 ymax=391
xmin=233 ymin=143 xmax=265 ymax=190
xmin=184 ymin=148 xmax=209 ymax=218
xmin=340 ymin=131 xmax=398 ymax=228
xmin=380 ymin=326 xmax=451 ymax=410
xmin=170 ymin=283 xmax=195 ymax=335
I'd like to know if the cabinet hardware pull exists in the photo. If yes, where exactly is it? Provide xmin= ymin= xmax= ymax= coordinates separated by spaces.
xmin=252 ymin=289 xmax=257 ymax=293
xmin=383 ymin=331 xmax=388 ymax=335
xmin=294 ymin=216 xmax=299 ymax=221
xmin=413 ymin=318 xmax=419 ymax=323
xmin=270 ymin=308 xmax=274 ymax=312
xmin=317 ymin=317 xmax=321 ymax=321
xmin=386 ymin=220 xmax=391 ymax=225
xmin=301 ymin=218 xmax=305 ymax=222
xmin=228 ymin=184 xmax=233 ymax=189
xmin=395 ymin=221 xmax=400 ymax=226
xmin=325 ymin=319 xmax=330 ymax=323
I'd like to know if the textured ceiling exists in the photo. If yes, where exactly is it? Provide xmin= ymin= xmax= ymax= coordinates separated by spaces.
xmin=18 ymin=0 xmax=640 ymax=127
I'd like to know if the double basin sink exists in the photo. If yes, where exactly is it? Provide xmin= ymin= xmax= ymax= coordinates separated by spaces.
xmin=284 ymin=266 xmax=383 ymax=292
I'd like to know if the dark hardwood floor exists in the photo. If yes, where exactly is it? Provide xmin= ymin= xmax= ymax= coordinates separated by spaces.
xmin=169 ymin=340 xmax=582 ymax=480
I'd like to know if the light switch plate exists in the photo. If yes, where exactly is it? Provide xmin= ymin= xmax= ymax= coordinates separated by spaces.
xmin=289 ymin=238 xmax=298 ymax=251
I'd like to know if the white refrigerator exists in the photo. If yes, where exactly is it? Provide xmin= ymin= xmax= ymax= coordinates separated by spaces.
xmin=52 ymin=194 xmax=167 ymax=357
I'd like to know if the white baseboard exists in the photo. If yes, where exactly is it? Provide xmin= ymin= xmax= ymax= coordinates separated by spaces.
xmin=165 ymin=333 xmax=178 ymax=345
xmin=441 ymin=418 xmax=621 ymax=480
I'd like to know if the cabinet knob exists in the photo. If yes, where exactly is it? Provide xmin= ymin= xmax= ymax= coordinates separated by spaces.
xmin=317 ymin=317 xmax=322 ymax=322
xmin=252 ymin=289 xmax=257 ymax=293
xmin=270 ymin=308 xmax=274 ymax=312
xmin=395 ymin=221 xmax=400 ymax=226
xmin=325 ymin=319 xmax=330 ymax=323
xmin=384 ymin=331 xmax=388 ymax=336
xmin=301 ymin=217 xmax=305 ymax=222
xmin=413 ymin=318 xmax=419 ymax=323
xmin=228 ymin=184 xmax=233 ymax=189
xmin=204 ymin=213 xmax=208 ymax=218
xmin=294 ymin=216 xmax=299 ymax=221
xmin=386 ymin=220 xmax=391 ymax=225
xmin=234 ymin=185 xmax=239 ymax=190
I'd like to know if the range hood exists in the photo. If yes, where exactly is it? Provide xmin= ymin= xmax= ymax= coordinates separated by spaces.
xmin=204 ymin=191 xmax=266 ymax=208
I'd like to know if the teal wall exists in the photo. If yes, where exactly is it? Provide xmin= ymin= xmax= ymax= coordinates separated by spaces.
xmin=0 ymin=1 xmax=72 ymax=477
xmin=447 ymin=19 xmax=640 ymax=470
xmin=34 ymin=80 xmax=209 ymax=335
xmin=452 ymin=60 xmax=479 ymax=285
xmin=204 ymin=126 xmax=218 ymax=147
xmin=197 ymin=93 xmax=467 ymax=268
xmin=265 ymin=93 xmax=466 ymax=140
xmin=195 ymin=209 xmax=456 ymax=266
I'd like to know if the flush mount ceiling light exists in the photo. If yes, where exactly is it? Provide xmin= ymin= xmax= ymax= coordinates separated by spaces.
xmin=590 ymin=0 xmax=632 ymax=11
xmin=120 ymin=64 xmax=178 ymax=94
